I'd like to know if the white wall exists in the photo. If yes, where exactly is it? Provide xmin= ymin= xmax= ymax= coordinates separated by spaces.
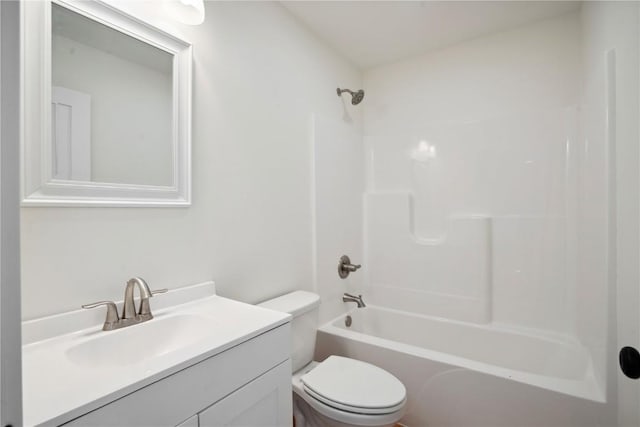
xmin=21 ymin=1 xmax=362 ymax=320
xmin=362 ymin=12 xmax=584 ymax=333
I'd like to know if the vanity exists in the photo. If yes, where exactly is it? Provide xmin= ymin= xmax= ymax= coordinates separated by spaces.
xmin=22 ymin=282 xmax=292 ymax=426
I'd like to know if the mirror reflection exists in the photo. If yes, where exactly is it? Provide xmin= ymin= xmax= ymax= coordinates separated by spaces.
xmin=51 ymin=4 xmax=174 ymax=187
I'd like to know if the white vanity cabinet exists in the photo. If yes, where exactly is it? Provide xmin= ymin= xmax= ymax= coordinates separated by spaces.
xmin=61 ymin=324 xmax=292 ymax=427
xmin=198 ymin=361 xmax=291 ymax=427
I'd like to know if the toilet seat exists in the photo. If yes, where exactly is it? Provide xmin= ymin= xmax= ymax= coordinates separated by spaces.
xmin=292 ymin=360 xmax=406 ymax=427
xmin=300 ymin=356 xmax=406 ymax=415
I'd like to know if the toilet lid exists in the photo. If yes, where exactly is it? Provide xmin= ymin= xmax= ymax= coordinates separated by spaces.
xmin=300 ymin=356 xmax=406 ymax=415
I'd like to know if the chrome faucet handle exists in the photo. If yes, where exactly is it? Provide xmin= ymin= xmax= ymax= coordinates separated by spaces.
xmin=338 ymin=255 xmax=361 ymax=279
xmin=138 ymin=288 xmax=168 ymax=320
xmin=82 ymin=301 xmax=120 ymax=331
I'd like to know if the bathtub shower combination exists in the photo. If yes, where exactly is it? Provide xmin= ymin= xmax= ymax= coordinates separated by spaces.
xmin=325 ymin=307 xmax=596 ymax=397
xmin=311 ymin=4 xmax=619 ymax=427
xmin=317 ymin=306 xmax=604 ymax=427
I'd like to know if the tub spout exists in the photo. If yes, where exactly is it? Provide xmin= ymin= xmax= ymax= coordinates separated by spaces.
xmin=343 ymin=293 xmax=366 ymax=308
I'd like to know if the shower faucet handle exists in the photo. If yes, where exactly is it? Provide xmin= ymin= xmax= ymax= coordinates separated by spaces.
xmin=338 ymin=255 xmax=361 ymax=279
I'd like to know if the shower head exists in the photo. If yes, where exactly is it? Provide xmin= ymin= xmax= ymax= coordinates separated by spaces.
xmin=337 ymin=88 xmax=365 ymax=105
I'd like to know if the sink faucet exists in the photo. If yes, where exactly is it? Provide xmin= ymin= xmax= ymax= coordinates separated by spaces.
xmin=342 ymin=293 xmax=366 ymax=308
xmin=82 ymin=277 xmax=167 ymax=331
xmin=123 ymin=277 xmax=153 ymax=321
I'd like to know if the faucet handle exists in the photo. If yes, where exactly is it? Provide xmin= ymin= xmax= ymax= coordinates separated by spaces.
xmin=338 ymin=255 xmax=362 ymax=279
xmin=82 ymin=301 xmax=120 ymax=330
xmin=138 ymin=288 xmax=169 ymax=320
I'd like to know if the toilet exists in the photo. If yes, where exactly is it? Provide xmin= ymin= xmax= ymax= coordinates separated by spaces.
xmin=259 ymin=291 xmax=406 ymax=427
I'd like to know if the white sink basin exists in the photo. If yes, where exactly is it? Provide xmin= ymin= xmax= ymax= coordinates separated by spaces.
xmin=66 ymin=314 xmax=211 ymax=367
xmin=22 ymin=282 xmax=291 ymax=427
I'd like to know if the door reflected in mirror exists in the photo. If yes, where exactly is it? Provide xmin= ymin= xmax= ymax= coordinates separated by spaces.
xmin=51 ymin=4 xmax=174 ymax=187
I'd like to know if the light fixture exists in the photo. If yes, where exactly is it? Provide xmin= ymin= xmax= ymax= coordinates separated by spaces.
xmin=164 ymin=0 xmax=205 ymax=25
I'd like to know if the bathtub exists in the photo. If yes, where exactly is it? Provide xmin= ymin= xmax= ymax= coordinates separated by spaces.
xmin=316 ymin=306 xmax=610 ymax=427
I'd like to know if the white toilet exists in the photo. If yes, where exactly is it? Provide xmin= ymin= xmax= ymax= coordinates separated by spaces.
xmin=259 ymin=291 xmax=406 ymax=427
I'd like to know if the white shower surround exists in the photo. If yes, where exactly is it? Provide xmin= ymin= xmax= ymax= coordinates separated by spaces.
xmin=312 ymin=5 xmax=627 ymax=426
xmin=362 ymin=12 xmax=583 ymax=334
xmin=358 ymin=8 xmax=611 ymax=396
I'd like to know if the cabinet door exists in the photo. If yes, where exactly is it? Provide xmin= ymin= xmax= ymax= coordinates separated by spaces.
xmin=199 ymin=361 xmax=292 ymax=427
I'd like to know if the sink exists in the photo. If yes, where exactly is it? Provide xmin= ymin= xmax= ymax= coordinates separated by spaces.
xmin=66 ymin=314 xmax=211 ymax=367
xmin=22 ymin=282 xmax=292 ymax=427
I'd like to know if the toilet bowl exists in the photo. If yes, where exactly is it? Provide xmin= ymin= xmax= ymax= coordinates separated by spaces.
xmin=258 ymin=291 xmax=406 ymax=427
xmin=293 ymin=358 xmax=406 ymax=427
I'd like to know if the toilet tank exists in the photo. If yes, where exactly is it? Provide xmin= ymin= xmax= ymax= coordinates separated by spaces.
xmin=258 ymin=291 xmax=320 ymax=372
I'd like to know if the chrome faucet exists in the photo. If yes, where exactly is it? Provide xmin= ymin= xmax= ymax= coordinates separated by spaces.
xmin=123 ymin=277 xmax=153 ymax=321
xmin=342 ymin=293 xmax=366 ymax=308
xmin=82 ymin=277 xmax=167 ymax=331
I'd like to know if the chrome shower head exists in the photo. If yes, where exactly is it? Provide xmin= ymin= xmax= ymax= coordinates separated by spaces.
xmin=337 ymin=88 xmax=365 ymax=105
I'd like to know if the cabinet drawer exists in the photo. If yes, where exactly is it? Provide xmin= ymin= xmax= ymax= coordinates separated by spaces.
xmin=63 ymin=324 xmax=290 ymax=426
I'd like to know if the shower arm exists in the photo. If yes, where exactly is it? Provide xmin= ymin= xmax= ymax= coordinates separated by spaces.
xmin=337 ymin=88 xmax=355 ymax=96
xmin=337 ymin=87 xmax=365 ymax=105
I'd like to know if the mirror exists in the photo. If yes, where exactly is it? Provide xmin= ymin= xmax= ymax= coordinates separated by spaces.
xmin=52 ymin=4 xmax=174 ymax=187
xmin=22 ymin=0 xmax=192 ymax=206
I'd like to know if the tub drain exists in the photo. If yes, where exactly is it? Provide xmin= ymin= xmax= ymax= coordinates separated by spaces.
xmin=345 ymin=315 xmax=352 ymax=327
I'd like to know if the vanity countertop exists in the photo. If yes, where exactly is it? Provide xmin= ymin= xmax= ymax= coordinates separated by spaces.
xmin=22 ymin=282 xmax=290 ymax=426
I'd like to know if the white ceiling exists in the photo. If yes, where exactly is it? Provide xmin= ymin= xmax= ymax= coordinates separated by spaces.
xmin=281 ymin=1 xmax=580 ymax=69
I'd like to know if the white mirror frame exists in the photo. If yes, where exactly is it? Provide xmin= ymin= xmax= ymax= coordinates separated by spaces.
xmin=21 ymin=0 xmax=192 ymax=207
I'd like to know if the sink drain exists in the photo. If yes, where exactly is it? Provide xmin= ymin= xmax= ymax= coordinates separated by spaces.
xmin=345 ymin=315 xmax=352 ymax=327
